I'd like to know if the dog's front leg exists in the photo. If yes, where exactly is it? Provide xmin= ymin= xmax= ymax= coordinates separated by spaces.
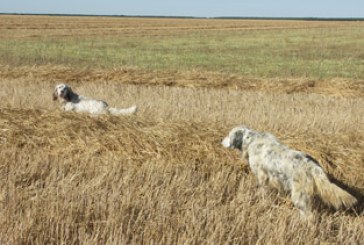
xmin=256 ymin=169 xmax=269 ymax=199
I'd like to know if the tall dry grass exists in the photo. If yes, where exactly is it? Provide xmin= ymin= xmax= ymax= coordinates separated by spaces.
xmin=0 ymin=108 xmax=363 ymax=244
xmin=0 ymin=78 xmax=363 ymax=243
xmin=1 ymin=78 xmax=364 ymax=134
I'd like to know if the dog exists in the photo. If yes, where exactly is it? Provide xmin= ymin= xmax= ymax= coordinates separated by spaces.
xmin=222 ymin=125 xmax=357 ymax=216
xmin=52 ymin=83 xmax=137 ymax=116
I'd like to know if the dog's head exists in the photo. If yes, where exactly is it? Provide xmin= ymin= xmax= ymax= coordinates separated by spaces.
xmin=222 ymin=125 xmax=256 ymax=151
xmin=53 ymin=83 xmax=73 ymax=101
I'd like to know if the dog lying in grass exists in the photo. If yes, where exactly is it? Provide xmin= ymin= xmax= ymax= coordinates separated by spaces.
xmin=52 ymin=83 xmax=137 ymax=116
xmin=222 ymin=125 xmax=357 ymax=216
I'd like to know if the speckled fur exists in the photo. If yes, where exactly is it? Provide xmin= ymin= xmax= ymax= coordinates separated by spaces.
xmin=222 ymin=125 xmax=357 ymax=216
xmin=52 ymin=83 xmax=137 ymax=116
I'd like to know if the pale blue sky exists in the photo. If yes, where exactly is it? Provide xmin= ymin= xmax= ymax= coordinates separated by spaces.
xmin=0 ymin=0 xmax=363 ymax=18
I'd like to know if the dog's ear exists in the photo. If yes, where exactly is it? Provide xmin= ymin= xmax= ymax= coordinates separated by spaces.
xmin=64 ymin=86 xmax=73 ymax=101
xmin=232 ymin=130 xmax=244 ymax=150
xmin=52 ymin=90 xmax=58 ymax=101
xmin=67 ymin=86 xmax=73 ymax=94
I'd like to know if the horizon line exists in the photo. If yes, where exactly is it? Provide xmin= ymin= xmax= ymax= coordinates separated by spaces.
xmin=1 ymin=12 xmax=363 ymax=21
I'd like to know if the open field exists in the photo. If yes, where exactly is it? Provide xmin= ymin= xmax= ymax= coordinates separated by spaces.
xmin=1 ymin=15 xmax=363 ymax=79
xmin=0 ymin=15 xmax=363 ymax=243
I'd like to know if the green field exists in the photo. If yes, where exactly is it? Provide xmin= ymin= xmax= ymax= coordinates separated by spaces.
xmin=1 ymin=17 xmax=363 ymax=79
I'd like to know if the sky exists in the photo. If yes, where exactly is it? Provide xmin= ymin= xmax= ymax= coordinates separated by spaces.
xmin=0 ymin=0 xmax=363 ymax=18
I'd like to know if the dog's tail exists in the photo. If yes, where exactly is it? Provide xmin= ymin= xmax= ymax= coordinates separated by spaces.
xmin=312 ymin=166 xmax=357 ymax=209
xmin=108 ymin=105 xmax=137 ymax=116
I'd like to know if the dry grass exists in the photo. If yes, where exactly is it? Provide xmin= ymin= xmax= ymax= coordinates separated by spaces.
xmin=1 ymin=78 xmax=364 ymax=243
xmin=1 ymin=65 xmax=364 ymax=97
xmin=0 ymin=15 xmax=363 ymax=244
xmin=1 ymin=78 xmax=364 ymax=133
xmin=0 ymin=108 xmax=363 ymax=244
xmin=1 ymin=15 xmax=359 ymax=39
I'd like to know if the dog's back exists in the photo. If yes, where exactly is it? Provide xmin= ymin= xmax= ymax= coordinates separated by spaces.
xmin=73 ymin=99 xmax=108 ymax=114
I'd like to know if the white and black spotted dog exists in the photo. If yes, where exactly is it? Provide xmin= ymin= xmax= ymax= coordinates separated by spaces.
xmin=222 ymin=125 xmax=357 ymax=216
xmin=53 ymin=83 xmax=137 ymax=116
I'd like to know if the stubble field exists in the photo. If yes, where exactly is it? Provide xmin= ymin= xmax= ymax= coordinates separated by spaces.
xmin=0 ymin=15 xmax=363 ymax=244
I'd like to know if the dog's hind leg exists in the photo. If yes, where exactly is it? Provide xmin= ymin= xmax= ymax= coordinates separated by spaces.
xmin=291 ymin=181 xmax=313 ymax=217
xmin=269 ymin=176 xmax=285 ymax=194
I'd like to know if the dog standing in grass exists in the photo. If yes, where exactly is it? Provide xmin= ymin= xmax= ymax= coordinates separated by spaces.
xmin=222 ymin=125 xmax=357 ymax=216
xmin=53 ymin=83 xmax=137 ymax=116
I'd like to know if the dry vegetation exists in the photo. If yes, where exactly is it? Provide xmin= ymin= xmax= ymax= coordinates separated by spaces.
xmin=1 ymin=15 xmax=359 ymax=39
xmin=1 ymin=65 xmax=363 ymax=97
xmin=0 ymin=15 xmax=363 ymax=244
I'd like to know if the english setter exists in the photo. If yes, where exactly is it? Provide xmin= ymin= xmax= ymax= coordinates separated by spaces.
xmin=52 ymin=83 xmax=137 ymax=116
xmin=222 ymin=125 xmax=357 ymax=216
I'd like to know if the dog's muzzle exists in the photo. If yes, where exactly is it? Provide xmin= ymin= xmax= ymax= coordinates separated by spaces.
xmin=222 ymin=137 xmax=231 ymax=148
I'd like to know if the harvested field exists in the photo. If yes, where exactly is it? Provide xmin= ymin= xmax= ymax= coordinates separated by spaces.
xmin=0 ymin=15 xmax=363 ymax=244
xmin=1 ymin=65 xmax=364 ymax=97
xmin=0 ymin=108 xmax=363 ymax=244
xmin=1 ymin=78 xmax=364 ymax=134
xmin=1 ymin=15 xmax=360 ymax=39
